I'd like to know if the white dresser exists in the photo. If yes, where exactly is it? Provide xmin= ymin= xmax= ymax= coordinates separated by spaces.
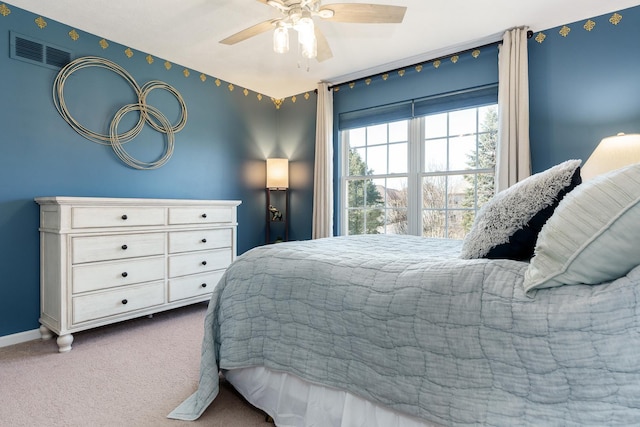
xmin=35 ymin=197 xmax=241 ymax=352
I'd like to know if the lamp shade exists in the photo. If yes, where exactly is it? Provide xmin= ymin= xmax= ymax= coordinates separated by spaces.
xmin=266 ymin=158 xmax=289 ymax=189
xmin=581 ymin=133 xmax=640 ymax=180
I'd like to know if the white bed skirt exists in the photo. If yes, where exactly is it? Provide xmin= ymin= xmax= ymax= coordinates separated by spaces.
xmin=224 ymin=367 xmax=438 ymax=427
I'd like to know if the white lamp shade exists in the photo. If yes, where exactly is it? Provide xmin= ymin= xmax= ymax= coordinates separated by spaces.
xmin=266 ymin=158 xmax=289 ymax=189
xmin=581 ymin=133 xmax=640 ymax=180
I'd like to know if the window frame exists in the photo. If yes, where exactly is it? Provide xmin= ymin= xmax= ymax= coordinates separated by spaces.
xmin=340 ymin=104 xmax=497 ymax=238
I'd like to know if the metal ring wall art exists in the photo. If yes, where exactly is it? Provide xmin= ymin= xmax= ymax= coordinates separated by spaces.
xmin=53 ymin=56 xmax=187 ymax=170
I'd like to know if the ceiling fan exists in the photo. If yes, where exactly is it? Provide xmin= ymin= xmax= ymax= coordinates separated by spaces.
xmin=219 ymin=0 xmax=407 ymax=62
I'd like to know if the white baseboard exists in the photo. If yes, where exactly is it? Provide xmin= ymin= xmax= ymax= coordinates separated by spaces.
xmin=0 ymin=328 xmax=41 ymax=348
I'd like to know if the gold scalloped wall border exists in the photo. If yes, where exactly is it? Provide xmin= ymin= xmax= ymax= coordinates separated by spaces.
xmin=335 ymin=47 xmax=484 ymax=92
xmin=533 ymin=12 xmax=623 ymax=44
xmin=334 ymin=9 xmax=627 ymax=92
xmin=0 ymin=3 xmax=11 ymax=17
xmin=271 ymin=98 xmax=285 ymax=109
xmin=34 ymin=16 xmax=46 ymax=29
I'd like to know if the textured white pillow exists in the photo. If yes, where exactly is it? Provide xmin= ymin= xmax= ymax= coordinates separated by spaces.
xmin=523 ymin=163 xmax=640 ymax=294
xmin=460 ymin=159 xmax=582 ymax=260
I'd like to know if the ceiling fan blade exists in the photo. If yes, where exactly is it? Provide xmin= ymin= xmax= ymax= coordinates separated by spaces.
xmin=219 ymin=19 xmax=277 ymax=45
xmin=320 ymin=4 xmax=407 ymax=23
xmin=315 ymin=27 xmax=333 ymax=62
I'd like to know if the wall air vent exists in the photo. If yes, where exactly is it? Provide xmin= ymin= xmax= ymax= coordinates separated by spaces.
xmin=9 ymin=31 xmax=72 ymax=70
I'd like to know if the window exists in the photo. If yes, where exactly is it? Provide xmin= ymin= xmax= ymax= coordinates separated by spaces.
xmin=341 ymin=104 xmax=497 ymax=238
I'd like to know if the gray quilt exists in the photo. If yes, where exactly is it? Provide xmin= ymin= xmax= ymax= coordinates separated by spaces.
xmin=168 ymin=235 xmax=640 ymax=426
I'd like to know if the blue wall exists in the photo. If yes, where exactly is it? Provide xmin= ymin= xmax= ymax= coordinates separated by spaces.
xmin=528 ymin=6 xmax=640 ymax=172
xmin=0 ymin=3 xmax=316 ymax=337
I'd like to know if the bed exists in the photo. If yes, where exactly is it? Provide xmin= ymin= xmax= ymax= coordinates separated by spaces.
xmin=169 ymin=160 xmax=640 ymax=426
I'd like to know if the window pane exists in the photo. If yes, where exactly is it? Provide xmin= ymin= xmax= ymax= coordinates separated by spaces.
xmin=423 ymin=176 xmax=446 ymax=209
xmin=425 ymin=113 xmax=447 ymax=139
xmin=348 ymin=127 xmax=366 ymax=148
xmin=349 ymin=148 xmax=367 ymax=176
xmin=478 ymin=106 xmax=498 ymax=169
xmin=448 ymin=108 xmax=476 ymax=136
xmin=449 ymin=135 xmax=476 ymax=171
xmin=370 ymin=178 xmax=386 ymax=207
xmin=422 ymin=210 xmax=445 ymax=238
xmin=348 ymin=209 xmax=365 ymax=235
xmin=386 ymin=177 xmax=408 ymax=207
xmin=458 ymin=172 xmax=495 ymax=234
xmin=367 ymin=124 xmax=387 ymax=145
xmin=389 ymin=120 xmax=408 ymax=142
xmin=424 ymin=138 xmax=447 ymax=172
xmin=347 ymin=180 xmax=365 ymax=208
xmin=476 ymin=173 xmax=495 ymax=208
xmin=460 ymin=171 xmax=494 ymax=207
xmin=446 ymin=174 xmax=467 ymax=209
xmin=478 ymin=105 xmax=496 ymax=129
xmin=446 ymin=210 xmax=467 ymax=240
xmin=388 ymin=142 xmax=407 ymax=174
xmin=386 ymin=208 xmax=408 ymax=235
xmin=365 ymin=208 xmax=383 ymax=234
xmin=367 ymin=145 xmax=387 ymax=175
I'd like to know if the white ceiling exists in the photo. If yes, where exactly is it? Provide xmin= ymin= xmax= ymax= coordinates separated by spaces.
xmin=7 ymin=0 xmax=640 ymax=98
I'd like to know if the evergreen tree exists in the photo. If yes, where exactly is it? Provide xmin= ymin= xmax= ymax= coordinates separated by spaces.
xmin=348 ymin=149 xmax=384 ymax=234
xmin=462 ymin=107 xmax=497 ymax=231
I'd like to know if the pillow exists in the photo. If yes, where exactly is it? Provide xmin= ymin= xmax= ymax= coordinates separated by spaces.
xmin=523 ymin=162 xmax=640 ymax=294
xmin=460 ymin=159 xmax=582 ymax=260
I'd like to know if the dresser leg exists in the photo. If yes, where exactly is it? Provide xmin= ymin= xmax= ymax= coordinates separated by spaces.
xmin=56 ymin=334 xmax=73 ymax=353
xmin=39 ymin=325 xmax=53 ymax=340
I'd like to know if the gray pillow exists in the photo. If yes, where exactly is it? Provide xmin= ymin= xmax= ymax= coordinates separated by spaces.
xmin=524 ymin=162 xmax=640 ymax=294
xmin=460 ymin=159 xmax=582 ymax=260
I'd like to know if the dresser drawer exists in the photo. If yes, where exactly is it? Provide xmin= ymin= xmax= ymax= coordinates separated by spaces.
xmin=72 ymin=281 xmax=165 ymax=324
xmin=72 ymin=257 xmax=165 ymax=294
xmin=72 ymin=207 xmax=165 ymax=228
xmin=169 ymin=228 xmax=232 ymax=254
xmin=72 ymin=233 xmax=165 ymax=264
xmin=169 ymin=206 xmax=234 ymax=225
xmin=168 ymin=270 xmax=224 ymax=302
xmin=168 ymin=248 xmax=232 ymax=278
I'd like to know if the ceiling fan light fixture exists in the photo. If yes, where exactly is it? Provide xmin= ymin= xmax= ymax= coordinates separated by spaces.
xmin=318 ymin=8 xmax=334 ymax=19
xmin=300 ymin=33 xmax=317 ymax=59
xmin=273 ymin=25 xmax=289 ymax=54
xmin=294 ymin=15 xmax=315 ymax=44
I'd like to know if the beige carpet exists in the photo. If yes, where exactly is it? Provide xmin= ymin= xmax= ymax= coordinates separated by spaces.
xmin=0 ymin=303 xmax=272 ymax=427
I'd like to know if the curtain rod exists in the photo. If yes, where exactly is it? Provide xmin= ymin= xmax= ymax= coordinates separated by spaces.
xmin=325 ymin=30 xmax=533 ymax=92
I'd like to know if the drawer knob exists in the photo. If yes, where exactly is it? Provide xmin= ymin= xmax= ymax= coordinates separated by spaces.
xmin=121 ymin=214 xmax=128 ymax=220
xmin=201 ymin=261 xmax=207 ymax=266
xmin=121 ymin=272 xmax=128 ymax=278
xmin=201 ymin=238 xmax=207 ymax=243
xmin=201 ymin=213 xmax=207 ymax=218
xmin=121 ymin=244 xmax=128 ymax=250
xmin=201 ymin=283 xmax=207 ymax=288
xmin=121 ymin=299 xmax=128 ymax=305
